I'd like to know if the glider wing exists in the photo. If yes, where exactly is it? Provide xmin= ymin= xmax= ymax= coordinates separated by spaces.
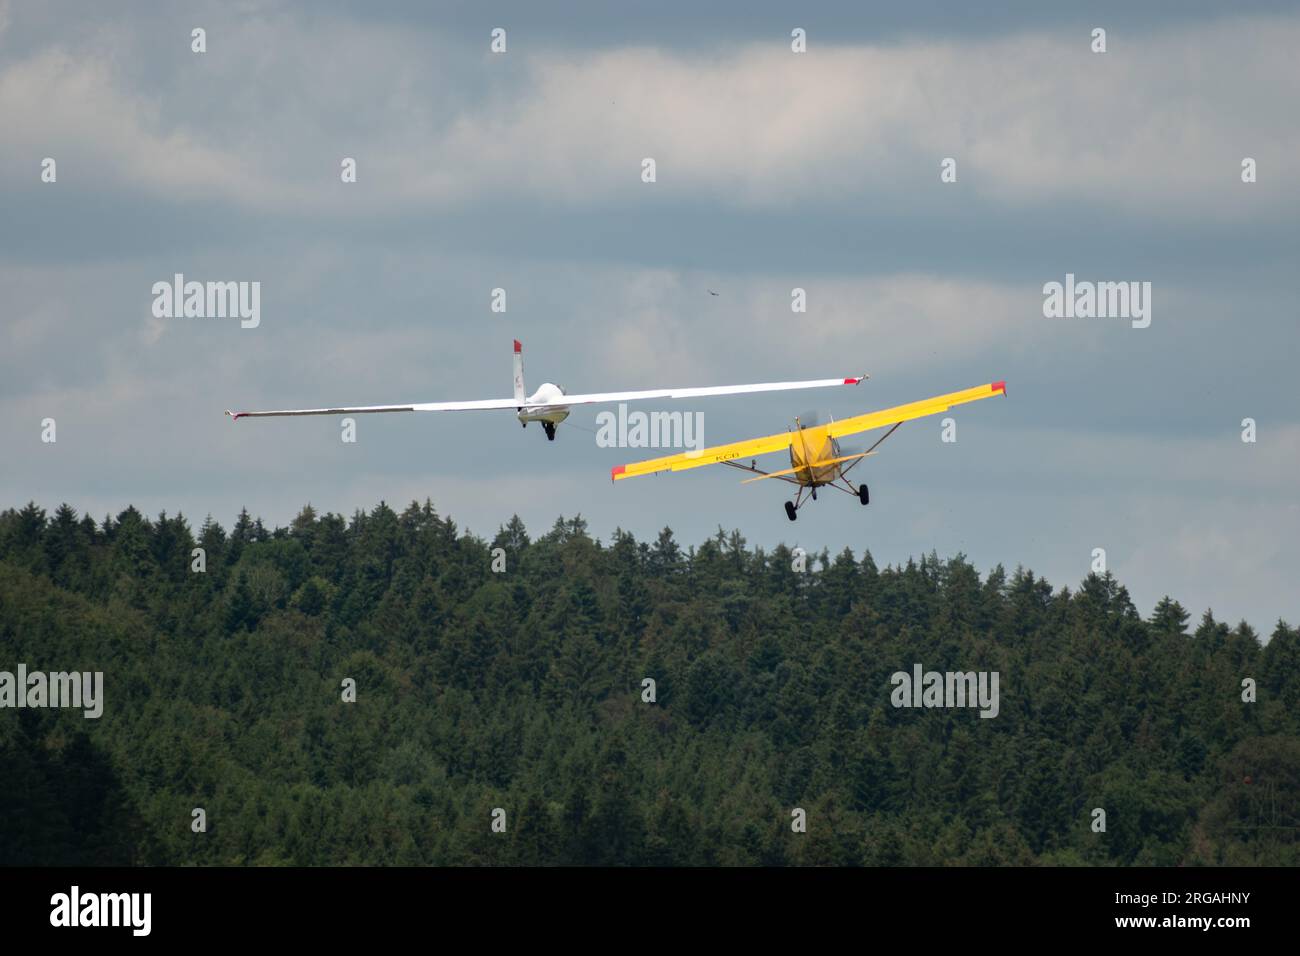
xmin=226 ymin=398 xmax=521 ymax=420
xmin=558 ymin=375 xmax=864 ymax=407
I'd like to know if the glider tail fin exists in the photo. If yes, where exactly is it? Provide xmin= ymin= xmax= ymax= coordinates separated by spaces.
xmin=512 ymin=339 xmax=525 ymax=405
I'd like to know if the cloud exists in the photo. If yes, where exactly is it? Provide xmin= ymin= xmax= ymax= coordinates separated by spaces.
xmin=414 ymin=18 xmax=1300 ymax=216
xmin=0 ymin=49 xmax=271 ymax=201
xmin=575 ymin=270 xmax=1031 ymax=387
xmin=2 ymin=13 xmax=1297 ymax=217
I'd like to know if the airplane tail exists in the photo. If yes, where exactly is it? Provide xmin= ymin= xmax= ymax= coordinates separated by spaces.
xmin=512 ymin=339 xmax=525 ymax=405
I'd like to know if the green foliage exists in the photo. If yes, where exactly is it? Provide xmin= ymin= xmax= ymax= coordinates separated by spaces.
xmin=0 ymin=500 xmax=1296 ymax=866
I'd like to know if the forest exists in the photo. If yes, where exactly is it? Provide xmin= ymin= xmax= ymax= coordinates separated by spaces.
xmin=1 ymin=499 xmax=1297 ymax=866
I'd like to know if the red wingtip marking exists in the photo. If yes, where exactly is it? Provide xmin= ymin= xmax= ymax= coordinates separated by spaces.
xmin=513 ymin=339 xmax=522 ymax=353
xmin=992 ymin=380 xmax=1006 ymax=394
xmin=611 ymin=464 xmax=626 ymax=481
xmin=845 ymin=377 xmax=860 ymax=385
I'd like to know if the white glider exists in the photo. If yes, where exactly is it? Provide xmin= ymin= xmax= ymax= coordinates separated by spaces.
xmin=227 ymin=340 xmax=866 ymax=441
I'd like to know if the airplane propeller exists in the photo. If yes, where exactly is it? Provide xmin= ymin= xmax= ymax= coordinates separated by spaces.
xmin=796 ymin=409 xmax=822 ymax=429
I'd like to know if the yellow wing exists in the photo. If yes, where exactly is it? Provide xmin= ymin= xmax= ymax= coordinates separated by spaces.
xmin=611 ymin=430 xmax=795 ymax=480
xmin=825 ymin=381 xmax=1006 ymax=440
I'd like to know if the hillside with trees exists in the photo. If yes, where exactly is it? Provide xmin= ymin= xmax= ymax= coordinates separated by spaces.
xmin=1 ymin=500 xmax=1296 ymax=866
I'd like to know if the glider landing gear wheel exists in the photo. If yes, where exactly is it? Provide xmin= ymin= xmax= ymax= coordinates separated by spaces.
xmin=784 ymin=501 xmax=797 ymax=521
xmin=543 ymin=422 xmax=556 ymax=441
xmin=858 ymin=483 xmax=870 ymax=505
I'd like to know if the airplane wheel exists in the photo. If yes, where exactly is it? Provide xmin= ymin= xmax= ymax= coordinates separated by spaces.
xmin=784 ymin=501 xmax=797 ymax=521
xmin=543 ymin=423 xmax=556 ymax=441
xmin=858 ymin=483 xmax=870 ymax=505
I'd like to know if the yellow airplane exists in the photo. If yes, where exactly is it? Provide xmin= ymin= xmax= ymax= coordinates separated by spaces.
xmin=612 ymin=380 xmax=1006 ymax=520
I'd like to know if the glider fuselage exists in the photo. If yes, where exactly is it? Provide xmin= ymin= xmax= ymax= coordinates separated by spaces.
xmin=516 ymin=383 xmax=571 ymax=425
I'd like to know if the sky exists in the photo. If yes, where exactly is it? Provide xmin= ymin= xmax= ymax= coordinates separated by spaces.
xmin=2 ymin=1 xmax=1297 ymax=631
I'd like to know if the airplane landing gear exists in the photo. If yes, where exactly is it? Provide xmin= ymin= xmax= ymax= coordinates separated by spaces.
xmin=543 ymin=422 xmax=556 ymax=441
xmin=858 ymin=483 xmax=869 ymax=505
xmin=784 ymin=501 xmax=797 ymax=521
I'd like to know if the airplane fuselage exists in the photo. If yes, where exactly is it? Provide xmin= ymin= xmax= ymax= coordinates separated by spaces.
xmin=788 ymin=425 xmax=843 ymax=487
